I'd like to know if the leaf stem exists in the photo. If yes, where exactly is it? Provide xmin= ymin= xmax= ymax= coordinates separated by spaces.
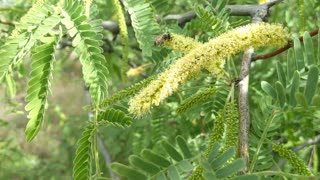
xmin=251 ymin=171 xmax=315 ymax=179
xmin=249 ymin=113 xmax=278 ymax=172
xmin=94 ymin=110 xmax=101 ymax=177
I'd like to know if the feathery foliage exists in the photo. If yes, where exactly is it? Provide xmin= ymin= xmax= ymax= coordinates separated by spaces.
xmin=123 ymin=0 xmax=161 ymax=57
xmin=73 ymin=123 xmax=95 ymax=180
xmin=94 ymin=75 xmax=155 ymax=110
xmin=0 ymin=1 xmax=60 ymax=81
xmin=25 ymin=37 xmax=58 ymax=142
xmin=61 ymin=0 xmax=109 ymax=104
xmin=98 ymin=108 xmax=133 ymax=128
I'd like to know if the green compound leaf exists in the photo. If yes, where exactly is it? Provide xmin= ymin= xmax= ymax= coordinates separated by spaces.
xmin=98 ymin=108 xmax=133 ymax=128
xmin=123 ymin=0 xmax=161 ymax=57
xmin=73 ymin=123 xmax=95 ymax=180
xmin=25 ymin=38 xmax=57 ymax=142
xmin=0 ymin=2 xmax=60 ymax=81
xmin=61 ymin=0 xmax=109 ymax=104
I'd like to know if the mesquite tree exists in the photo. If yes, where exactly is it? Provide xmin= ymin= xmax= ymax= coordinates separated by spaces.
xmin=0 ymin=0 xmax=319 ymax=179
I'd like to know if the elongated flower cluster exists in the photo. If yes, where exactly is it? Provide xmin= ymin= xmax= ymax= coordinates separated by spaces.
xmin=272 ymin=143 xmax=312 ymax=176
xmin=156 ymin=33 xmax=202 ymax=54
xmin=129 ymin=23 xmax=289 ymax=116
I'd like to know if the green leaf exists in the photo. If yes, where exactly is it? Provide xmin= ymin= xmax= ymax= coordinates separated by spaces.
xmin=216 ymin=159 xmax=244 ymax=178
xmin=210 ymin=147 xmax=235 ymax=170
xmin=304 ymin=66 xmax=319 ymax=104
xmin=123 ymin=0 xmax=161 ymax=57
xmin=311 ymin=95 xmax=320 ymax=107
xmin=5 ymin=74 xmax=16 ymax=98
xmin=275 ymin=81 xmax=286 ymax=108
xmin=168 ymin=166 xmax=180 ymax=180
xmin=162 ymin=140 xmax=183 ymax=162
xmin=203 ymin=172 xmax=217 ymax=180
xmin=61 ymin=1 xmax=109 ymax=104
xmin=276 ymin=61 xmax=286 ymax=87
xmin=129 ymin=155 xmax=160 ymax=175
xmin=141 ymin=149 xmax=171 ymax=168
xmin=111 ymin=163 xmax=147 ymax=180
xmin=287 ymin=48 xmax=297 ymax=80
xmin=176 ymin=136 xmax=192 ymax=159
xmin=155 ymin=172 xmax=167 ymax=180
xmin=289 ymin=71 xmax=300 ymax=106
xmin=178 ymin=160 xmax=194 ymax=172
xmin=208 ymin=143 xmax=220 ymax=163
xmin=294 ymin=37 xmax=305 ymax=70
xmin=295 ymin=92 xmax=308 ymax=108
xmin=303 ymin=31 xmax=316 ymax=65
xmin=25 ymin=39 xmax=57 ymax=142
xmin=261 ymin=81 xmax=277 ymax=100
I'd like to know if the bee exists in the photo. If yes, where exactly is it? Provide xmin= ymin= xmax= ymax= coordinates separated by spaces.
xmin=154 ymin=33 xmax=171 ymax=46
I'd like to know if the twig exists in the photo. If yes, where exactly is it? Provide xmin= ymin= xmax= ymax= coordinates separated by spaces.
xmin=293 ymin=134 xmax=320 ymax=152
xmin=253 ymin=29 xmax=319 ymax=61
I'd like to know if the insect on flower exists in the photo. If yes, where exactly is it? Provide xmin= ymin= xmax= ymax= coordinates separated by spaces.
xmin=154 ymin=33 xmax=171 ymax=46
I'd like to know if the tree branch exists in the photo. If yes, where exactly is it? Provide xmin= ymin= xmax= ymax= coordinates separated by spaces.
xmin=101 ymin=0 xmax=284 ymax=33
xmin=237 ymin=0 xmax=283 ymax=173
xmin=253 ymin=29 xmax=319 ymax=61
xmin=238 ymin=48 xmax=253 ymax=173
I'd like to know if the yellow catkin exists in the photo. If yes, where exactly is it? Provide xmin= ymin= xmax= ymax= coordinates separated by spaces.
xmin=272 ymin=143 xmax=312 ymax=176
xmin=159 ymin=33 xmax=225 ymax=76
xmin=129 ymin=23 xmax=289 ymax=116
xmin=161 ymin=33 xmax=202 ymax=54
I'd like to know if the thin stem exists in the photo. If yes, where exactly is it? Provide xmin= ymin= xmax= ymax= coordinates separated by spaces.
xmin=94 ymin=110 xmax=101 ymax=177
xmin=253 ymin=29 xmax=319 ymax=61
xmin=249 ymin=113 xmax=277 ymax=172
xmin=251 ymin=171 xmax=315 ymax=179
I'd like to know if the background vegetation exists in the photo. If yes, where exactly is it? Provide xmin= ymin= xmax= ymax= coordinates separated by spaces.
xmin=0 ymin=0 xmax=319 ymax=179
